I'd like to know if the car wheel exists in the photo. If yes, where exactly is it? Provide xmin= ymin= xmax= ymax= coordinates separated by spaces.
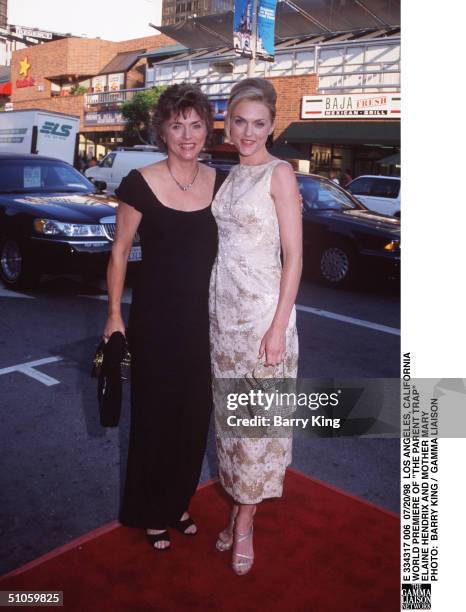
xmin=0 ymin=237 xmax=38 ymax=288
xmin=394 ymin=211 xmax=400 ymax=219
xmin=318 ymin=240 xmax=357 ymax=288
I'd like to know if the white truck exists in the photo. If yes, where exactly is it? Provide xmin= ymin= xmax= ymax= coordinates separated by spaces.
xmin=85 ymin=147 xmax=166 ymax=194
xmin=0 ymin=109 xmax=80 ymax=165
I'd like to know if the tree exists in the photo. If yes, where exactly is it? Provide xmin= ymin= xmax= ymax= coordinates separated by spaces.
xmin=121 ymin=86 xmax=167 ymax=146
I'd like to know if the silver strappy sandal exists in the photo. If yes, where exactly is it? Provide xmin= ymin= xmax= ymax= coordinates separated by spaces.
xmin=232 ymin=525 xmax=254 ymax=575
xmin=215 ymin=505 xmax=239 ymax=552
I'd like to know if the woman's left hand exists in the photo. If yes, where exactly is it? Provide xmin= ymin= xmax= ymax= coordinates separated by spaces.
xmin=259 ymin=326 xmax=286 ymax=366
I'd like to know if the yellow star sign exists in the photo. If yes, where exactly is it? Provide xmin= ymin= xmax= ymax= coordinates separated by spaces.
xmin=19 ymin=57 xmax=31 ymax=77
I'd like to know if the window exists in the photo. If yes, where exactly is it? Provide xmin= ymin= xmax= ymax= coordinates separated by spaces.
xmin=370 ymin=178 xmax=400 ymax=198
xmin=347 ymin=177 xmax=400 ymax=199
xmin=100 ymin=153 xmax=116 ymax=168
xmin=0 ymin=160 xmax=92 ymax=193
xmin=298 ymin=177 xmax=356 ymax=211
xmin=346 ymin=177 xmax=372 ymax=196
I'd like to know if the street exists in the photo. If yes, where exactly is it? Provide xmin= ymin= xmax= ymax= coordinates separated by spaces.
xmin=0 ymin=274 xmax=400 ymax=574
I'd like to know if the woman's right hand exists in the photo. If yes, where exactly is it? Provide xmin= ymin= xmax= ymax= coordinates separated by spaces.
xmin=102 ymin=314 xmax=126 ymax=342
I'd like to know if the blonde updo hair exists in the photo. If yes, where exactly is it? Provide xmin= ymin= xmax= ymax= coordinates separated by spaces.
xmin=225 ymin=78 xmax=277 ymax=142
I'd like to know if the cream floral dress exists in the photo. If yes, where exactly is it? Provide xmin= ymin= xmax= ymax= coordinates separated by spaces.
xmin=209 ymin=159 xmax=299 ymax=504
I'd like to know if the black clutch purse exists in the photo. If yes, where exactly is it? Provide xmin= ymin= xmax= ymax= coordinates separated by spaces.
xmin=91 ymin=331 xmax=131 ymax=427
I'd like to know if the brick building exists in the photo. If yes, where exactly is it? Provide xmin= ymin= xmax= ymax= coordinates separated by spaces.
xmin=10 ymin=33 xmax=175 ymax=159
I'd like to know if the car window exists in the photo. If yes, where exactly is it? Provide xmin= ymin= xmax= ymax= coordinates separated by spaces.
xmin=0 ymin=160 xmax=94 ymax=193
xmin=100 ymin=153 xmax=116 ymax=168
xmin=54 ymin=165 xmax=90 ymax=187
xmin=299 ymin=177 xmax=357 ymax=211
xmin=370 ymin=179 xmax=400 ymax=198
xmin=346 ymin=177 xmax=374 ymax=196
xmin=348 ymin=177 xmax=400 ymax=198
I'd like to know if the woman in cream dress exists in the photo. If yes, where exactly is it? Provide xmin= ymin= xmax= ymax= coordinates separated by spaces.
xmin=209 ymin=78 xmax=302 ymax=575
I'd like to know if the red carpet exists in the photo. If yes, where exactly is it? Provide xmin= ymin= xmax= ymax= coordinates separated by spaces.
xmin=1 ymin=469 xmax=400 ymax=611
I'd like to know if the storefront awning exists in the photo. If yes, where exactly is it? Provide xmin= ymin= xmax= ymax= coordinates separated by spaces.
xmin=269 ymin=142 xmax=309 ymax=160
xmin=0 ymin=82 xmax=12 ymax=95
xmin=152 ymin=0 xmax=400 ymax=50
xmin=278 ymin=121 xmax=400 ymax=146
xmin=99 ymin=50 xmax=146 ymax=75
xmin=139 ymin=44 xmax=188 ymax=59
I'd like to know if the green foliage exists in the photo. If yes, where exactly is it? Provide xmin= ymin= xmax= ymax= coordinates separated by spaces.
xmin=121 ymin=85 xmax=167 ymax=145
xmin=70 ymin=85 xmax=88 ymax=96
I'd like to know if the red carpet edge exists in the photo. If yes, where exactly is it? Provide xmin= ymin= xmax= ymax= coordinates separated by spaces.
xmin=3 ymin=470 xmax=398 ymax=579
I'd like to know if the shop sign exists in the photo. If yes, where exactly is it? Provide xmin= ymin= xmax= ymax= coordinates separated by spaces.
xmin=16 ymin=57 xmax=35 ymax=88
xmin=108 ymin=73 xmax=124 ymax=92
xmin=84 ymin=110 xmax=125 ymax=126
xmin=15 ymin=27 xmax=53 ymax=40
xmin=92 ymin=76 xmax=107 ymax=93
xmin=301 ymin=93 xmax=401 ymax=119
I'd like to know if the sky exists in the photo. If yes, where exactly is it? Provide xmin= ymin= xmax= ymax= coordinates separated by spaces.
xmin=8 ymin=0 xmax=163 ymax=41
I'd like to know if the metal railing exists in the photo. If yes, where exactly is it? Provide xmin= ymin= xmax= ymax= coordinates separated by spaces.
xmin=85 ymin=81 xmax=236 ymax=107
xmin=84 ymin=87 xmax=148 ymax=107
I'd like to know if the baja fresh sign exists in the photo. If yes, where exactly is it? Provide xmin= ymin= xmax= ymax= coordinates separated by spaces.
xmin=301 ymin=93 xmax=401 ymax=119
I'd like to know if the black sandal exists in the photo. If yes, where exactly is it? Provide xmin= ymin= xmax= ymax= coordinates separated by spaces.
xmin=146 ymin=529 xmax=171 ymax=550
xmin=170 ymin=515 xmax=197 ymax=536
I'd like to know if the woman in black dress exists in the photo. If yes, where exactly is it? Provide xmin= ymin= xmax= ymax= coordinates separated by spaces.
xmin=102 ymin=84 xmax=226 ymax=550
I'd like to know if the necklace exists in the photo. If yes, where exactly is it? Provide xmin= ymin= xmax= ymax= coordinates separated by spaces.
xmin=167 ymin=162 xmax=200 ymax=191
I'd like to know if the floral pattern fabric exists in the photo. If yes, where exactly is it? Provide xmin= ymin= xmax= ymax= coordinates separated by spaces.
xmin=209 ymin=159 xmax=299 ymax=504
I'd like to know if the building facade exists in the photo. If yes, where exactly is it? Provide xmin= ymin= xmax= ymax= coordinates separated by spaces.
xmin=144 ymin=27 xmax=400 ymax=176
xmin=162 ymin=0 xmax=232 ymax=26
xmin=8 ymin=10 xmax=400 ymax=178
xmin=0 ymin=0 xmax=6 ymax=30
xmin=10 ymin=33 xmax=175 ymax=158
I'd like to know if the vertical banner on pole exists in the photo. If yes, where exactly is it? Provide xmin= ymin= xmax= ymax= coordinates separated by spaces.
xmin=257 ymin=0 xmax=277 ymax=61
xmin=233 ymin=0 xmax=254 ymax=57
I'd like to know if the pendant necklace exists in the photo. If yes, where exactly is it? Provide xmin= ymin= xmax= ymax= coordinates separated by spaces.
xmin=167 ymin=162 xmax=200 ymax=191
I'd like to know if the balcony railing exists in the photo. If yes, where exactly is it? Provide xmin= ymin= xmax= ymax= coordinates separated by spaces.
xmin=85 ymin=87 xmax=148 ymax=107
xmin=85 ymin=82 xmax=235 ymax=109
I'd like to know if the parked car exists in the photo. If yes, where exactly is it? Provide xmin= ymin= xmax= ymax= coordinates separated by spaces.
xmin=0 ymin=153 xmax=140 ymax=288
xmin=85 ymin=146 xmax=166 ymax=194
xmin=202 ymin=158 xmax=238 ymax=172
xmin=345 ymin=175 xmax=401 ymax=217
xmin=298 ymin=173 xmax=400 ymax=287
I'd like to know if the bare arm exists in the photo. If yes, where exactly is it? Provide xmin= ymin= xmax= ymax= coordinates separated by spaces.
xmin=259 ymin=162 xmax=303 ymax=365
xmin=102 ymin=202 xmax=141 ymax=339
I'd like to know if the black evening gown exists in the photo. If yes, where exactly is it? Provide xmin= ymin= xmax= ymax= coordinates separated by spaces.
xmin=115 ymin=168 xmax=226 ymax=529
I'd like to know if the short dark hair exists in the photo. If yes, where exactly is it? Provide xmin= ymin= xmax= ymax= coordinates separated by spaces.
xmin=153 ymin=83 xmax=214 ymax=152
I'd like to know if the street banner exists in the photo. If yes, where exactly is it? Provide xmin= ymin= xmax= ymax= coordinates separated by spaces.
xmin=257 ymin=0 xmax=277 ymax=61
xmin=233 ymin=0 xmax=253 ymax=57
xmin=212 ymin=99 xmax=228 ymax=120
